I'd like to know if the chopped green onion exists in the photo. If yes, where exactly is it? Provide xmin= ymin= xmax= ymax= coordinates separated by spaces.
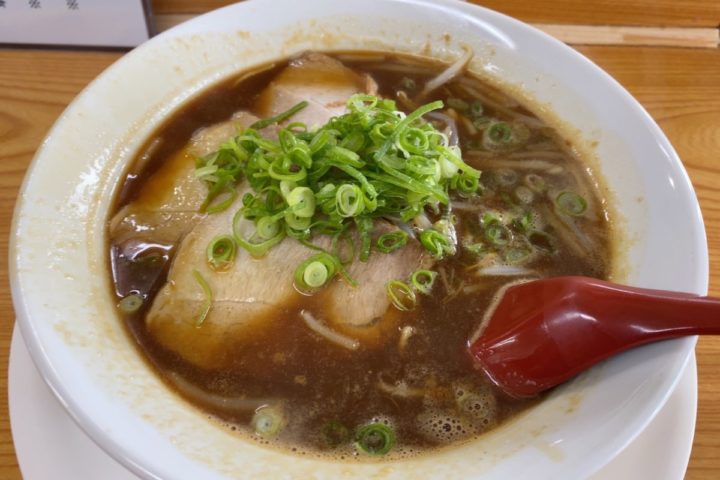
xmin=387 ymin=280 xmax=417 ymax=311
xmin=482 ymin=121 xmax=529 ymax=150
xmin=192 ymin=269 xmax=212 ymax=327
xmin=494 ymin=169 xmax=517 ymax=186
xmin=335 ymin=184 xmax=364 ymax=217
xmin=256 ymin=216 xmax=281 ymax=240
xmin=294 ymin=253 xmax=339 ymax=293
xmin=374 ymin=100 xmax=444 ymax=161
xmin=322 ymin=420 xmax=350 ymax=448
xmin=398 ymin=128 xmax=430 ymax=155
xmin=419 ymin=229 xmax=455 ymax=259
xmin=304 ymin=262 xmax=329 ymax=288
xmin=486 ymin=122 xmax=512 ymax=144
xmin=377 ymin=230 xmax=409 ymax=253
xmin=206 ymin=235 xmax=236 ymax=270
xmin=233 ymin=209 xmax=286 ymax=258
xmin=469 ymin=101 xmax=484 ymax=117
xmin=465 ymin=242 xmax=485 ymax=256
xmin=555 ymin=191 xmax=588 ymax=216
xmin=411 ymin=269 xmax=437 ymax=295
xmin=284 ymin=210 xmax=312 ymax=231
xmin=195 ymin=94 xmax=479 ymax=267
xmin=472 ymin=116 xmax=491 ymax=129
xmin=514 ymin=185 xmax=534 ymax=204
xmin=455 ymin=171 xmax=480 ymax=196
xmin=485 ymin=223 xmax=512 ymax=246
xmin=355 ymin=423 xmax=395 ymax=455
xmin=481 ymin=211 xmax=501 ymax=227
xmin=512 ymin=212 xmax=534 ymax=233
xmin=250 ymin=101 xmax=309 ymax=130
xmin=505 ymin=246 xmax=532 ymax=264
xmin=447 ymin=97 xmax=469 ymax=112
xmin=251 ymin=406 xmax=285 ymax=438
xmin=528 ymin=230 xmax=556 ymax=252
xmin=118 ymin=293 xmax=143 ymax=314
xmin=400 ymin=77 xmax=416 ymax=91
xmin=355 ymin=216 xmax=373 ymax=262
xmin=201 ymin=183 xmax=238 ymax=214
xmin=524 ymin=173 xmax=546 ymax=192
xmin=331 ymin=233 xmax=355 ymax=264
xmin=287 ymin=186 xmax=316 ymax=218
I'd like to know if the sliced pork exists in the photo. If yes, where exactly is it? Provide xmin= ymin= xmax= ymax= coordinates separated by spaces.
xmin=145 ymin=53 xmax=429 ymax=369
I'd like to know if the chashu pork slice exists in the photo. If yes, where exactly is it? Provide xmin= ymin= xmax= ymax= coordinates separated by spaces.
xmin=254 ymin=52 xmax=377 ymax=128
xmin=109 ymin=111 xmax=259 ymax=245
xmin=146 ymin=203 xmax=319 ymax=370
xmin=147 ymin=209 xmax=432 ymax=370
xmin=145 ymin=53 xmax=429 ymax=370
xmin=317 ymin=224 xmax=433 ymax=343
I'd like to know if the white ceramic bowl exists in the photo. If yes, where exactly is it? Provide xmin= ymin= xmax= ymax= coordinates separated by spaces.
xmin=10 ymin=0 xmax=707 ymax=479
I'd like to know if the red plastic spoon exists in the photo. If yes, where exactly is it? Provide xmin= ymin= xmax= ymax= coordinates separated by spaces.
xmin=467 ymin=276 xmax=719 ymax=398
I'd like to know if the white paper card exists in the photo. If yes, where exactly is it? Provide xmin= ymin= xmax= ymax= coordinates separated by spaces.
xmin=0 ymin=0 xmax=151 ymax=47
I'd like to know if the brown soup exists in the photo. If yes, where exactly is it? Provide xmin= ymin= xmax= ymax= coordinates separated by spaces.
xmin=108 ymin=51 xmax=612 ymax=460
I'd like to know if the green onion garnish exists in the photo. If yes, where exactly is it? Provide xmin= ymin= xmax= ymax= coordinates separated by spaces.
xmin=331 ymin=232 xmax=355 ymax=264
xmin=411 ymin=269 xmax=437 ymax=295
xmin=472 ymin=116 xmax=491 ymax=129
xmin=494 ymin=169 xmax=518 ymax=187
xmin=250 ymin=101 xmax=309 ymax=130
xmin=486 ymin=121 xmax=513 ymax=144
xmin=419 ymin=229 xmax=454 ymax=259
xmin=454 ymin=171 xmax=480 ymax=196
xmin=512 ymin=212 xmax=534 ymax=233
xmin=322 ymin=420 xmax=350 ymax=448
xmin=233 ymin=208 xmax=286 ymax=258
xmin=386 ymin=280 xmax=417 ymax=311
xmin=377 ymin=230 xmax=409 ymax=253
xmin=118 ymin=293 xmax=143 ymax=314
xmin=400 ymin=77 xmax=416 ymax=91
xmin=484 ymin=223 xmax=512 ymax=246
xmin=200 ymin=183 xmax=238 ymax=214
xmin=206 ymin=235 xmax=236 ymax=270
xmin=256 ymin=215 xmax=281 ymax=240
xmin=287 ymin=186 xmax=316 ymax=218
xmin=505 ymin=246 xmax=532 ymax=264
xmin=195 ymin=94 xmax=480 ymax=264
xmin=469 ymin=101 xmax=484 ymax=118
xmin=524 ymin=173 xmax=546 ymax=192
xmin=482 ymin=121 xmax=529 ymax=151
xmin=514 ymin=186 xmax=534 ymax=204
xmin=528 ymin=230 xmax=556 ymax=252
xmin=191 ymin=269 xmax=212 ymax=327
xmin=555 ymin=191 xmax=588 ymax=216
xmin=465 ymin=243 xmax=485 ymax=256
xmin=446 ymin=97 xmax=469 ymax=112
xmin=335 ymin=184 xmax=364 ymax=217
xmin=251 ymin=406 xmax=285 ymax=438
xmin=294 ymin=253 xmax=339 ymax=293
xmin=355 ymin=422 xmax=395 ymax=455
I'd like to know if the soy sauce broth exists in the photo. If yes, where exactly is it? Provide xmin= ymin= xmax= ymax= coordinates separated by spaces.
xmin=109 ymin=51 xmax=612 ymax=460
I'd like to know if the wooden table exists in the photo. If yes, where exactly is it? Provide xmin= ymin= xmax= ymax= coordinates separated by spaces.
xmin=1 ymin=1 xmax=718 ymax=478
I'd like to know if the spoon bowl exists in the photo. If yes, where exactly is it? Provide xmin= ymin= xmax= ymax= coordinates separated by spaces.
xmin=468 ymin=276 xmax=720 ymax=397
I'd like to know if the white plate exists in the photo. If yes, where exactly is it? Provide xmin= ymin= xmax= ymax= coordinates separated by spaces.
xmin=9 ymin=326 xmax=696 ymax=480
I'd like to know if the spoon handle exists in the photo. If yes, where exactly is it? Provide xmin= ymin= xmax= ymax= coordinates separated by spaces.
xmin=575 ymin=278 xmax=720 ymax=339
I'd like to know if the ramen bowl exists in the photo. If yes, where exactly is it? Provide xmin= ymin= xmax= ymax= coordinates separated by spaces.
xmin=10 ymin=0 xmax=707 ymax=478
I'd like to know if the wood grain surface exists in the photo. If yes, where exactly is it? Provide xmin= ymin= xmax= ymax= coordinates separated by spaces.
xmin=151 ymin=0 xmax=720 ymax=27
xmin=2 ymin=2 xmax=720 ymax=479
